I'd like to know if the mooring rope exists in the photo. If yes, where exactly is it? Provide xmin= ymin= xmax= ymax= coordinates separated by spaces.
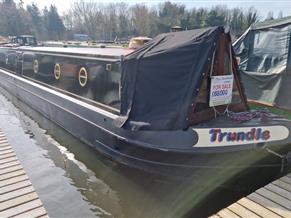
xmin=265 ymin=147 xmax=288 ymax=172
xmin=227 ymin=108 xmax=279 ymax=122
xmin=227 ymin=109 xmax=288 ymax=172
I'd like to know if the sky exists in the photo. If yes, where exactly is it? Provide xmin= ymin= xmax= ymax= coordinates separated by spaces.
xmin=22 ymin=0 xmax=291 ymax=19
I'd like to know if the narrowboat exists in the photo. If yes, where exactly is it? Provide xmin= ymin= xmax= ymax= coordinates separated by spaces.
xmin=0 ymin=26 xmax=290 ymax=192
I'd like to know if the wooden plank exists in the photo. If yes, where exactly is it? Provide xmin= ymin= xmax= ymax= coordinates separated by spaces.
xmin=11 ymin=206 xmax=47 ymax=218
xmin=0 ymin=192 xmax=39 ymax=211
xmin=265 ymin=183 xmax=291 ymax=201
xmin=0 ymin=142 xmax=9 ymax=148
xmin=0 ymin=199 xmax=43 ymax=217
xmin=0 ymin=156 xmax=18 ymax=165
xmin=0 ymin=169 xmax=26 ymax=181
xmin=0 ymin=146 xmax=12 ymax=152
xmin=37 ymin=215 xmax=49 ymax=218
xmin=256 ymin=188 xmax=291 ymax=210
xmin=0 ymin=132 xmax=48 ymax=218
xmin=0 ymin=160 xmax=20 ymax=170
xmin=0 ymin=180 xmax=32 ymax=195
xmin=0 ymin=186 xmax=35 ymax=203
xmin=0 ymin=165 xmax=23 ymax=175
xmin=280 ymin=176 xmax=291 ymax=186
xmin=209 ymin=214 xmax=221 ymax=218
xmin=0 ymin=150 xmax=14 ymax=156
xmin=217 ymin=34 xmax=226 ymax=75
xmin=0 ymin=149 xmax=13 ymax=156
xmin=228 ymin=202 xmax=261 ymax=218
xmin=0 ymin=139 xmax=9 ymax=144
xmin=248 ymin=192 xmax=291 ymax=217
xmin=217 ymin=208 xmax=241 ymax=218
xmin=273 ymin=180 xmax=291 ymax=193
xmin=237 ymin=197 xmax=282 ymax=218
xmin=0 ymin=175 xmax=29 ymax=188
xmin=0 ymin=153 xmax=16 ymax=160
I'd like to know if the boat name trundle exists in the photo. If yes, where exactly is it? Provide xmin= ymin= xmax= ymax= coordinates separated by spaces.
xmin=193 ymin=126 xmax=289 ymax=147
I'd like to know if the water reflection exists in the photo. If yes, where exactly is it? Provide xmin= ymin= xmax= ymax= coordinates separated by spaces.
xmin=15 ymin=100 xmax=175 ymax=218
xmin=0 ymin=88 xmax=288 ymax=218
xmin=0 ymin=93 xmax=103 ymax=217
xmin=0 ymin=92 xmax=187 ymax=218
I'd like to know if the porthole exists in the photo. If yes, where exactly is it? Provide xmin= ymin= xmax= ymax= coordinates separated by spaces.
xmin=54 ymin=63 xmax=61 ymax=80
xmin=33 ymin=59 xmax=39 ymax=74
xmin=78 ymin=67 xmax=88 ymax=87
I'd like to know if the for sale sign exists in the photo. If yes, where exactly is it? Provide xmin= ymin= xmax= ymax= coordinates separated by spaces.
xmin=209 ymin=75 xmax=233 ymax=107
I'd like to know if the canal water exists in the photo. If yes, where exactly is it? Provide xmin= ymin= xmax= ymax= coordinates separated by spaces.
xmin=0 ymin=92 xmax=213 ymax=218
xmin=0 ymin=91 xmax=285 ymax=218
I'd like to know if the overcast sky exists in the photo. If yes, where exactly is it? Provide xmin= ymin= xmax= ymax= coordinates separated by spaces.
xmin=22 ymin=0 xmax=291 ymax=19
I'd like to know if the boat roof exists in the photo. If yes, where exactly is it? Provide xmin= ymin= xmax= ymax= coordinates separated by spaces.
xmin=250 ymin=16 xmax=291 ymax=30
xmin=117 ymin=26 xmax=246 ymax=130
xmin=130 ymin=36 xmax=152 ymax=41
xmin=11 ymin=35 xmax=35 ymax=38
xmin=16 ymin=46 xmax=133 ymax=61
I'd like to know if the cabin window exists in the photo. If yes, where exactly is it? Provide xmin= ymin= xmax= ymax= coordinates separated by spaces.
xmin=17 ymin=38 xmax=24 ymax=45
xmin=26 ymin=37 xmax=37 ymax=45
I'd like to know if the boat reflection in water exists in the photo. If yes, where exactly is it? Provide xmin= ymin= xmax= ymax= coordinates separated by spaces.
xmin=0 ymin=27 xmax=291 ymax=217
xmin=0 ymin=92 xmax=182 ymax=218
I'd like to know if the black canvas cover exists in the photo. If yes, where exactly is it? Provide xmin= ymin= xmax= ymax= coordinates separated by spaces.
xmin=116 ymin=27 xmax=225 ymax=130
xmin=233 ymin=17 xmax=291 ymax=110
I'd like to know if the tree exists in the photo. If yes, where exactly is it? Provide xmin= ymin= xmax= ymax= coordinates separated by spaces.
xmin=229 ymin=8 xmax=245 ymax=38
xmin=116 ymin=3 xmax=130 ymax=38
xmin=70 ymin=1 xmax=105 ymax=40
xmin=131 ymin=4 xmax=152 ymax=36
xmin=204 ymin=6 xmax=226 ymax=27
xmin=244 ymin=7 xmax=258 ymax=28
xmin=62 ymin=9 xmax=74 ymax=31
xmin=0 ymin=0 xmax=32 ymax=36
xmin=105 ymin=4 xmax=118 ymax=40
xmin=43 ymin=5 xmax=65 ymax=40
xmin=27 ymin=3 xmax=43 ymax=37
xmin=158 ymin=1 xmax=185 ymax=32
xmin=266 ymin=11 xmax=274 ymax=20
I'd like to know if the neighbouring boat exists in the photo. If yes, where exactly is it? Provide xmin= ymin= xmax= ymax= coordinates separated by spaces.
xmin=0 ymin=26 xmax=290 ymax=215
xmin=233 ymin=16 xmax=291 ymax=113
